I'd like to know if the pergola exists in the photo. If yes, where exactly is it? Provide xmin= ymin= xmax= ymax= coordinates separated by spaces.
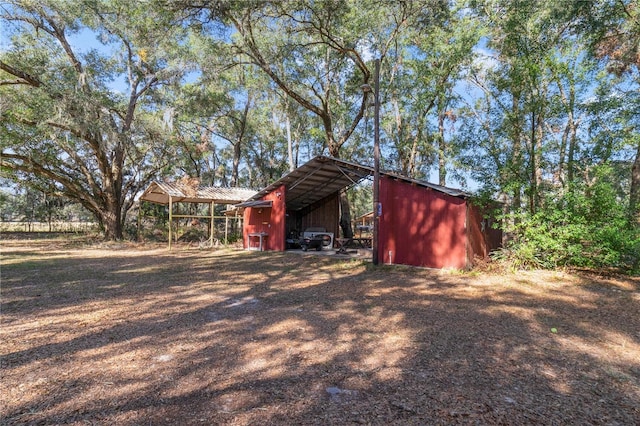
xmin=139 ymin=181 xmax=256 ymax=249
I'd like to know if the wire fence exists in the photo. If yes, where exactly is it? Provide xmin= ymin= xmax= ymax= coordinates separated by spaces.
xmin=0 ymin=221 xmax=98 ymax=233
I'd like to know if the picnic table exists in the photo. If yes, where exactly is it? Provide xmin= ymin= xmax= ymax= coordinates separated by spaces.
xmin=335 ymin=237 xmax=372 ymax=254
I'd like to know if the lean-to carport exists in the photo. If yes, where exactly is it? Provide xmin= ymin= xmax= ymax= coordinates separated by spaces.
xmin=246 ymin=156 xmax=374 ymax=211
xmin=237 ymin=156 xmax=375 ymax=252
xmin=139 ymin=181 xmax=256 ymax=249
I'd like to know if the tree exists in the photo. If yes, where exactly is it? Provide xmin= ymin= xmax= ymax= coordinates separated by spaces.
xmin=0 ymin=1 xmax=189 ymax=239
xmin=383 ymin=5 xmax=480 ymax=183
xmin=570 ymin=0 xmax=640 ymax=224
xmin=461 ymin=0 xmax=590 ymax=213
xmin=455 ymin=0 xmax=639 ymax=271
xmin=177 ymin=0 xmax=448 ymax=237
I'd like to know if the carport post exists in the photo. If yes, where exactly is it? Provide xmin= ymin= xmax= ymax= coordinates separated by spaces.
xmin=224 ymin=215 xmax=229 ymax=244
xmin=168 ymin=195 xmax=173 ymax=250
xmin=210 ymin=201 xmax=215 ymax=244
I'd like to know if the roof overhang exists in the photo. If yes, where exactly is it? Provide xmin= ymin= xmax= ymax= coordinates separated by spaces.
xmin=248 ymin=156 xmax=374 ymax=211
xmin=235 ymin=200 xmax=273 ymax=209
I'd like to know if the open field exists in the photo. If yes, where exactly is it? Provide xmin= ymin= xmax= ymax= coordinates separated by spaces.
xmin=1 ymin=234 xmax=639 ymax=425
xmin=0 ymin=222 xmax=97 ymax=233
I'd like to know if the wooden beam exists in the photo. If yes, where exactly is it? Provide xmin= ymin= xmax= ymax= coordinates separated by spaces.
xmin=171 ymin=214 xmax=213 ymax=219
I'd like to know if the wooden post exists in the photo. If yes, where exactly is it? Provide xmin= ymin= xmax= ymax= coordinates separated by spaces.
xmin=210 ymin=201 xmax=215 ymax=245
xmin=168 ymin=196 xmax=173 ymax=250
xmin=224 ymin=215 xmax=229 ymax=245
xmin=137 ymin=201 xmax=142 ymax=242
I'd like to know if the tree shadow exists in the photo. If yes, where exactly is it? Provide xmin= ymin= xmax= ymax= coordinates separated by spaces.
xmin=2 ymin=241 xmax=639 ymax=424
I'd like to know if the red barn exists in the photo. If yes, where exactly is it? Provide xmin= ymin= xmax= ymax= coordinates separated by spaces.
xmin=239 ymin=156 xmax=501 ymax=269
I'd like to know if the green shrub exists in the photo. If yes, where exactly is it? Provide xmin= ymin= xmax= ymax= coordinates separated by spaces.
xmin=495 ymin=166 xmax=639 ymax=274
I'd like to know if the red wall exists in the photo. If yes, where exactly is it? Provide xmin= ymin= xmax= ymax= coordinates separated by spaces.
xmin=243 ymin=185 xmax=286 ymax=251
xmin=466 ymin=204 xmax=487 ymax=261
xmin=466 ymin=202 xmax=503 ymax=263
xmin=378 ymin=177 xmax=468 ymax=269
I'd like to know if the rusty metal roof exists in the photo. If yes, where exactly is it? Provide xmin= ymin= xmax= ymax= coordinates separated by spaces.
xmin=140 ymin=181 xmax=257 ymax=205
xmin=247 ymin=156 xmax=374 ymax=211
xmin=245 ymin=156 xmax=471 ymax=212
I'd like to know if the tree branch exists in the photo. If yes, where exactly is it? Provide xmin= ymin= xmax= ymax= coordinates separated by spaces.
xmin=0 ymin=152 xmax=103 ymax=213
xmin=230 ymin=13 xmax=325 ymax=118
xmin=0 ymin=60 xmax=42 ymax=87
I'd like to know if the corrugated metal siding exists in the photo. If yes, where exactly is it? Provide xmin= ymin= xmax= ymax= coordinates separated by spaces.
xmin=238 ymin=156 xmax=500 ymax=265
xmin=381 ymin=171 xmax=471 ymax=198
xmin=247 ymin=156 xmax=373 ymax=211
xmin=379 ymin=176 xmax=467 ymax=269
xmin=243 ymin=184 xmax=286 ymax=251
xmin=245 ymin=156 xmax=471 ymax=212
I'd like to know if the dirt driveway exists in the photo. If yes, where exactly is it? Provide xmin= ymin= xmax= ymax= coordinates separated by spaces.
xmin=1 ymin=235 xmax=639 ymax=425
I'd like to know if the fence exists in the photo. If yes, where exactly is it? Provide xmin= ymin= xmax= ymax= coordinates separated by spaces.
xmin=0 ymin=221 xmax=98 ymax=233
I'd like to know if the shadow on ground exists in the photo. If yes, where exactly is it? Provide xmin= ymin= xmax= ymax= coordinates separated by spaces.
xmin=1 ymin=236 xmax=639 ymax=425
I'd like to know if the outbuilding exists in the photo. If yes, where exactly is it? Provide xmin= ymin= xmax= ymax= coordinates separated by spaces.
xmin=140 ymin=181 xmax=256 ymax=248
xmin=238 ymin=156 xmax=501 ymax=269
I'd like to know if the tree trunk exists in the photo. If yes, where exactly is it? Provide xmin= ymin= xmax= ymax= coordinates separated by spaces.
xmin=100 ymin=206 xmax=123 ymax=240
xmin=529 ymin=108 xmax=543 ymax=214
xmin=556 ymin=80 xmax=578 ymax=189
xmin=327 ymin=135 xmax=354 ymax=237
xmin=286 ymin=115 xmax=295 ymax=172
xmin=231 ymin=141 xmax=241 ymax=187
xmin=438 ymin=110 xmax=447 ymax=186
xmin=339 ymin=190 xmax=354 ymax=239
xmin=408 ymin=116 xmax=425 ymax=178
xmin=529 ymin=111 xmax=537 ymax=214
xmin=509 ymin=91 xmax=523 ymax=224
xmin=629 ymin=139 xmax=640 ymax=226
xmin=567 ymin=128 xmax=577 ymax=186
xmin=328 ymin=143 xmax=354 ymax=238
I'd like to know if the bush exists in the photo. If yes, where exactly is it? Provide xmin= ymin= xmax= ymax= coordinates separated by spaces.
xmin=496 ymin=167 xmax=640 ymax=274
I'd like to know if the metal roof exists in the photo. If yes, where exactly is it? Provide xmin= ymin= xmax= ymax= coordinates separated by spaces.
xmin=140 ymin=181 xmax=257 ymax=205
xmin=246 ymin=156 xmax=471 ymax=212
xmin=248 ymin=156 xmax=373 ymax=211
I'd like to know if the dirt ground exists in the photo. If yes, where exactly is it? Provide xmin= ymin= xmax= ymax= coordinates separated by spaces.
xmin=1 ymin=234 xmax=639 ymax=425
